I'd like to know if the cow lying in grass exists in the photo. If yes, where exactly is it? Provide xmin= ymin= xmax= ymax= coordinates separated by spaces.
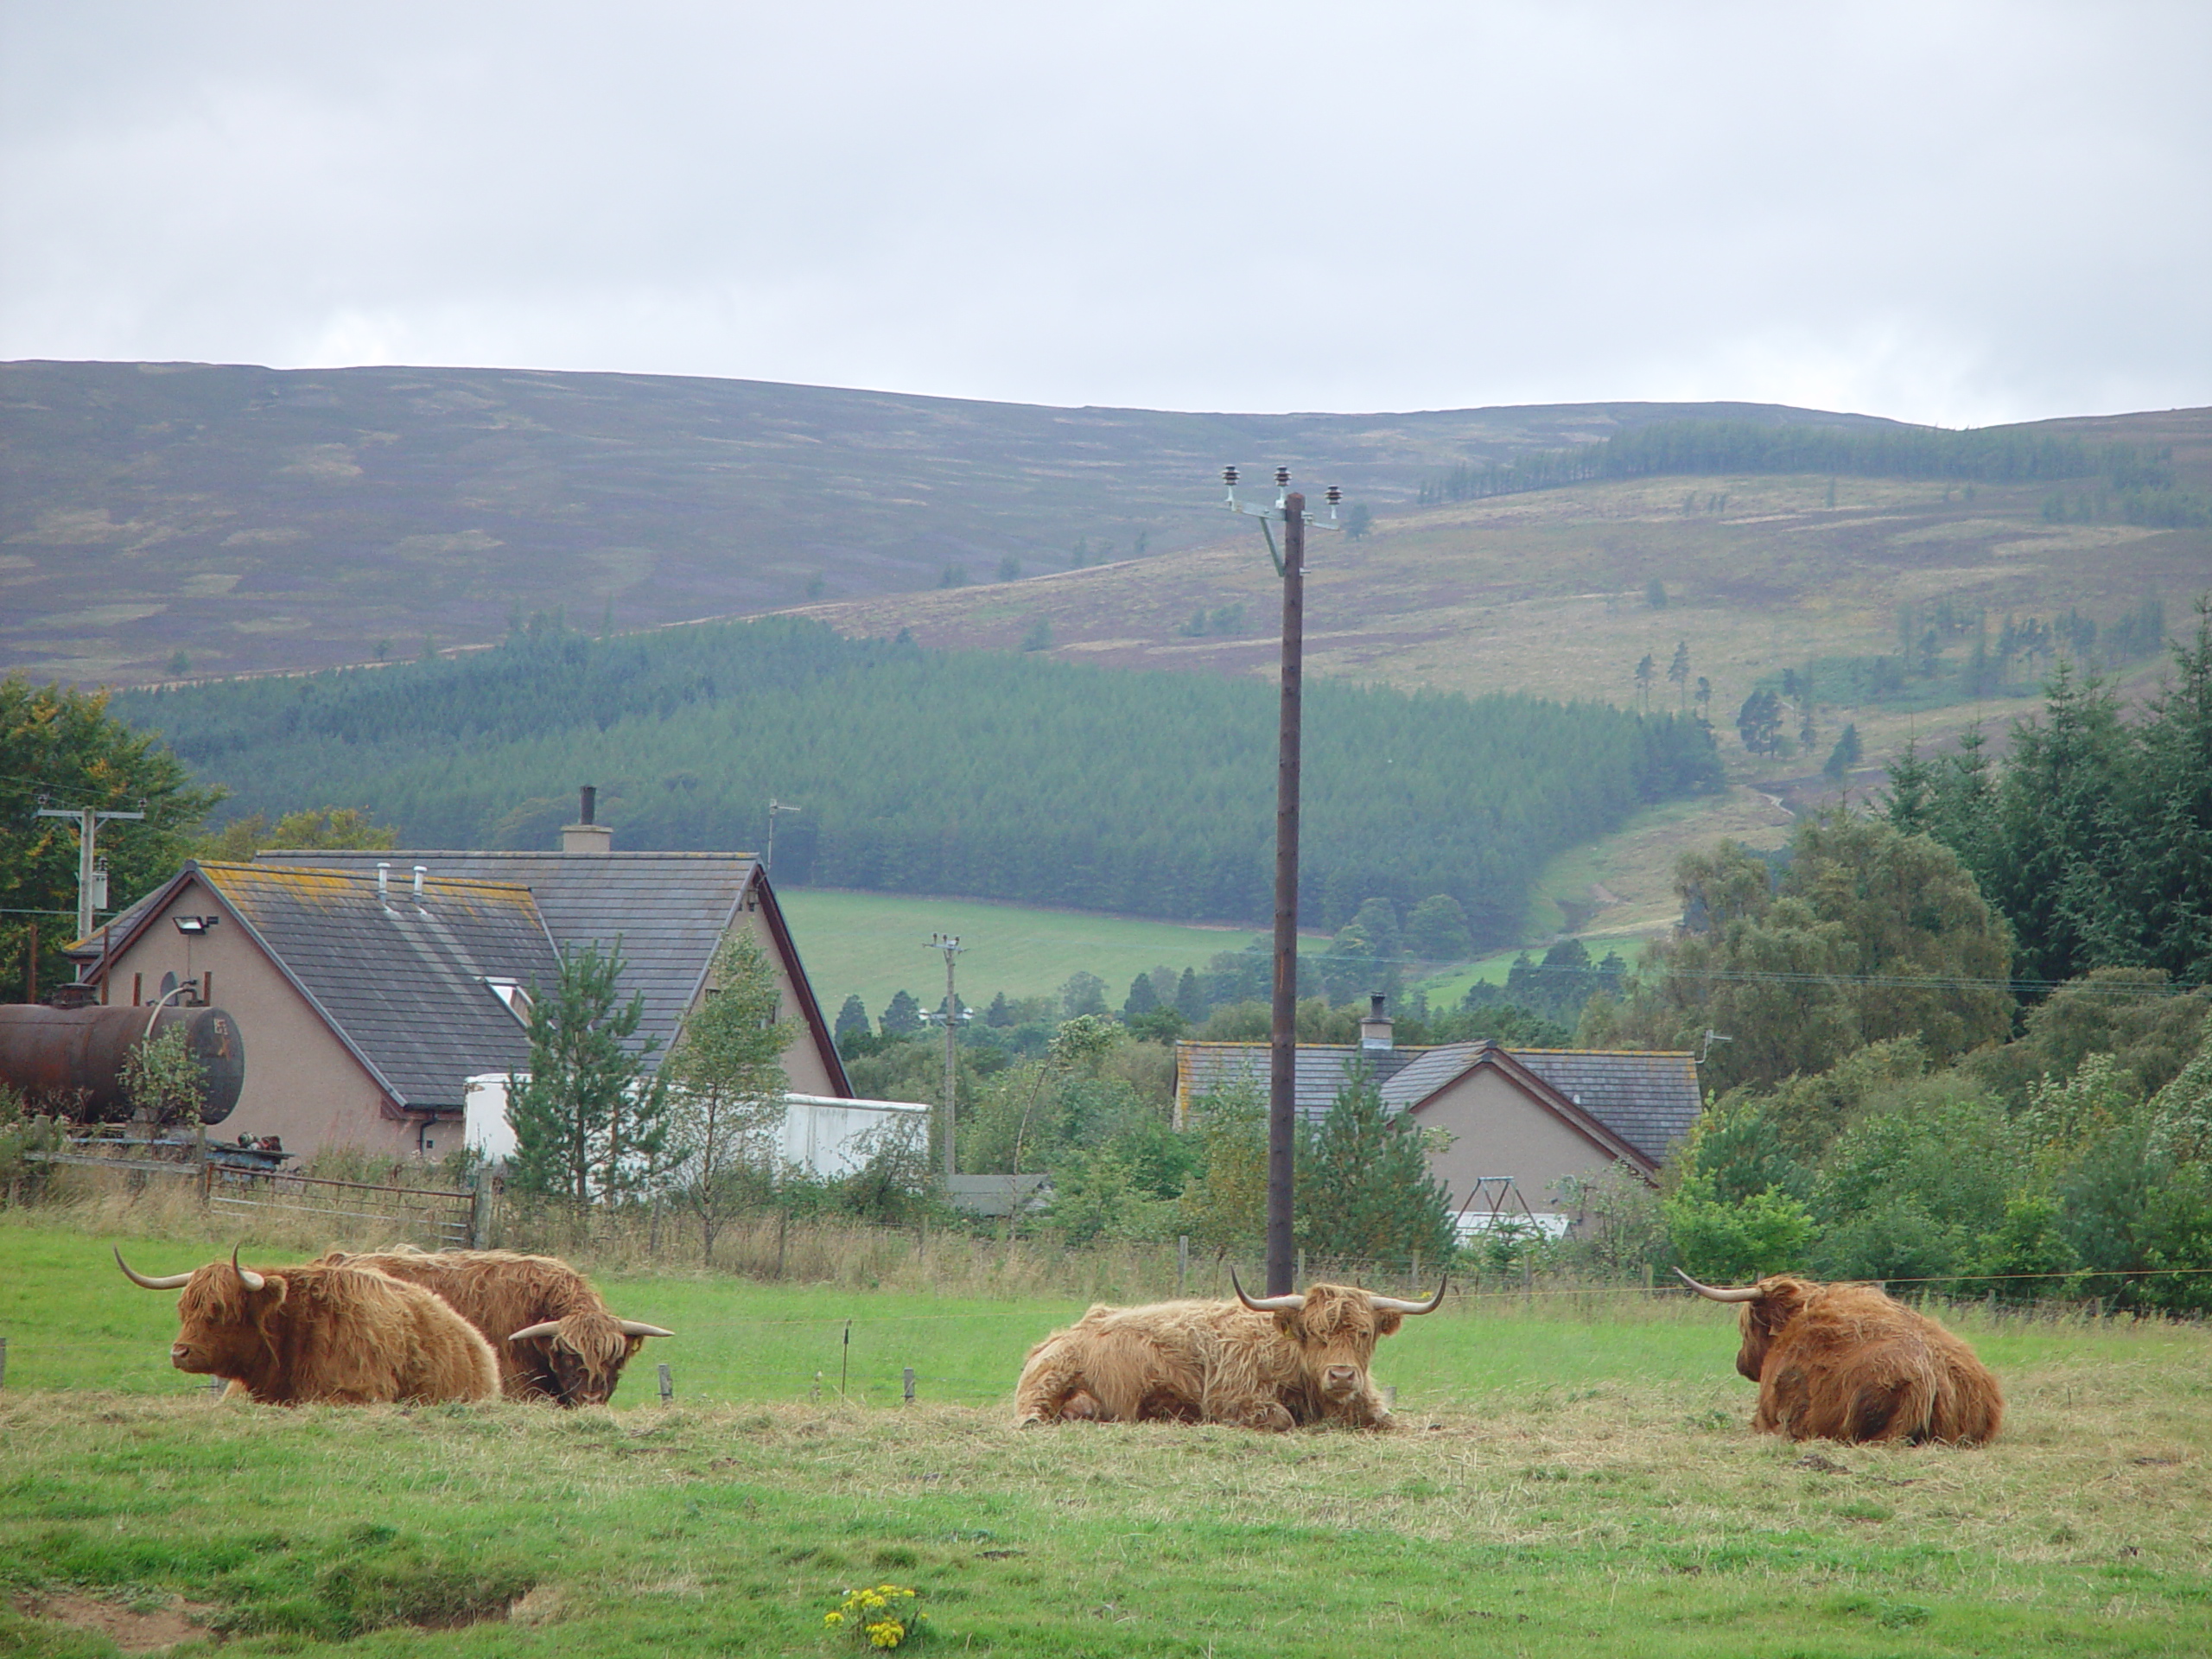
xmin=1677 ymin=1268 xmax=2003 ymax=1446
xmin=1014 ymin=1274 xmax=1445 ymax=1431
xmin=115 ymin=1246 xmax=499 ymax=1406
xmin=316 ymin=1247 xmax=671 ymax=1406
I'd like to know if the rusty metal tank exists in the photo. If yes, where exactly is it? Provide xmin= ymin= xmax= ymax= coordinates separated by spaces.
xmin=0 ymin=1003 xmax=245 ymax=1125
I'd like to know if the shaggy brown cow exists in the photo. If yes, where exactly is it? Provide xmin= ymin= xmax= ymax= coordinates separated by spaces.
xmin=1676 ymin=1269 xmax=2003 ymax=1446
xmin=1014 ymin=1274 xmax=1445 ymax=1431
xmin=317 ymin=1248 xmax=671 ymax=1405
xmin=115 ymin=1246 xmax=499 ymax=1406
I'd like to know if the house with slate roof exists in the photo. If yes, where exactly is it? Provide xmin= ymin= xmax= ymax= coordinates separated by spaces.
xmin=69 ymin=804 xmax=854 ymax=1160
xmin=1175 ymin=1001 xmax=1701 ymax=1234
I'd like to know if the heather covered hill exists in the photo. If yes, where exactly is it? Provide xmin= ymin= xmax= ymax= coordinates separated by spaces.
xmin=0 ymin=359 xmax=1891 ymax=684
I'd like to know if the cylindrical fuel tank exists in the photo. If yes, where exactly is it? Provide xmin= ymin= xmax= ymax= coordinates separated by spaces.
xmin=0 ymin=1004 xmax=245 ymax=1125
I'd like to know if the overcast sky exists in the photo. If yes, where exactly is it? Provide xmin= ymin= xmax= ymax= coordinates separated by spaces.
xmin=3 ymin=2 xmax=2206 ymax=427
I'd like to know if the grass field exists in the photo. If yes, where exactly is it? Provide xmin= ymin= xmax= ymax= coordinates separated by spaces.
xmin=778 ymin=888 xmax=1309 ymax=1018
xmin=6 ymin=1217 xmax=2212 ymax=1656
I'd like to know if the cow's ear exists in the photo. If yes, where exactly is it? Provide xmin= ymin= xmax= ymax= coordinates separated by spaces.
xmin=1373 ymin=1310 xmax=1404 ymax=1338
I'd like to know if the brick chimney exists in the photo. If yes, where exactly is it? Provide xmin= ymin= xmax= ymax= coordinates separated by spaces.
xmin=561 ymin=785 xmax=613 ymax=855
xmin=1360 ymin=991 xmax=1394 ymax=1052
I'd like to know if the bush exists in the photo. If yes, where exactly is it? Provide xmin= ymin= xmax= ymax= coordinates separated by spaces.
xmin=1662 ymin=1178 xmax=1814 ymax=1282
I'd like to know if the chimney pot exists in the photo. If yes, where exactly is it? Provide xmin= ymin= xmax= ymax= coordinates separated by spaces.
xmin=412 ymin=865 xmax=427 ymax=899
xmin=376 ymin=861 xmax=390 ymax=899
xmin=580 ymin=785 xmax=596 ymax=825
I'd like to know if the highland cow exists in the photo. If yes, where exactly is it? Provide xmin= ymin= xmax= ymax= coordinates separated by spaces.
xmin=1014 ymin=1274 xmax=1445 ymax=1431
xmin=317 ymin=1247 xmax=671 ymax=1406
xmin=1677 ymin=1268 xmax=2003 ymax=1446
xmin=115 ymin=1246 xmax=499 ymax=1406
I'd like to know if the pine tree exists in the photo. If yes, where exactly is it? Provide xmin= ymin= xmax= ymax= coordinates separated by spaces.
xmin=1175 ymin=967 xmax=1206 ymax=1021
xmin=1822 ymin=723 xmax=1861 ymax=783
xmin=1295 ymin=1066 xmax=1456 ymax=1274
xmin=985 ymin=990 xmax=1014 ymax=1027
xmin=880 ymin=989 xmax=923 ymax=1036
xmin=1122 ymin=973 xmax=1159 ymax=1021
xmin=1667 ymin=641 xmax=1690 ymax=709
xmin=833 ymin=994 xmax=870 ymax=1042
xmin=506 ymin=939 xmax=667 ymax=1205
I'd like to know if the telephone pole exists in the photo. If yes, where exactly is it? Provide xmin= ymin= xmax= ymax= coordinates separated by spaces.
xmin=1222 ymin=467 xmax=1347 ymax=1294
xmin=928 ymin=933 xmax=964 ymax=1181
xmin=35 ymin=804 xmax=144 ymax=963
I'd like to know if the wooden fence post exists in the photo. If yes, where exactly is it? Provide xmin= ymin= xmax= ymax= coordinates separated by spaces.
xmin=469 ymin=1179 xmax=493 ymax=1249
xmin=658 ymin=1362 xmax=673 ymax=1404
xmin=1294 ymin=1248 xmax=1306 ymax=1287
xmin=903 ymin=1366 xmax=916 ymax=1404
xmin=1177 ymin=1236 xmax=1188 ymax=1298
xmin=0 ymin=1335 xmax=8 ymax=1389
xmin=1410 ymin=1249 xmax=1421 ymax=1294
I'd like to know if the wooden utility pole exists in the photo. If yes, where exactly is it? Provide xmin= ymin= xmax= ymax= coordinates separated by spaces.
xmin=1267 ymin=487 xmax=1306 ymax=1295
xmin=930 ymin=933 xmax=963 ymax=1182
xmin=1222 ymin=467 xmax=1346 ymax=1298
xmin=35 ymin=804 xmax=143 ymax=956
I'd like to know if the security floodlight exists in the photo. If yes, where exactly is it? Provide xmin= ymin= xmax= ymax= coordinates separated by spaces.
xmin=172 ymin=915 xmax=219 ymax=936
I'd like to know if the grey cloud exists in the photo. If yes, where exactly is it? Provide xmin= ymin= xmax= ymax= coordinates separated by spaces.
xmin=3 ymin=0 xmax=2206 ymax=425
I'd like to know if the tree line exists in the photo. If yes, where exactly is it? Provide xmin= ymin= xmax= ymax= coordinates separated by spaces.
xmin=110 ymin=616 xmax=1721 ymax=938
xmin=1416 ymin=418 xmax=2201 ymax=510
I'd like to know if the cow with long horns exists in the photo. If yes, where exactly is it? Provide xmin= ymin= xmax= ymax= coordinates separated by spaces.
xmin=1014 ymin=1274 xmax=1445 ymax=1431
xmin=1676 ymin=1268 xmax=2004 ymax=1446
xmin=115 ymin=1246 xmax=499 ymax=1406
xmin=315 ymin=1248 xmax=671 ymax=1406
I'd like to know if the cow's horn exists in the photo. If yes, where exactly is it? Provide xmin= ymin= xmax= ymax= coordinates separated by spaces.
xmin=1674 ymin=1267 xmax=1761 ymax=1302
xmin=231 ymin=1245 xmax=265 ymax=1292
xmin=1370 ymin=1278 xmax=1449 ymax=1315
xmin=113 ymin=1247 xmax=193 ymax=1290
xmin=616 ymin=1320 xmax=674 ymax=1338
xmin=1230 ymin=1268 xmax=1305 ymax=1313
xmin=506 ymin=1321 xmax=563 ymax=1343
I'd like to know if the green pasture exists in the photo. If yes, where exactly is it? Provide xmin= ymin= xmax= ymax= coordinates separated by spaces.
xmin=7 ymin=1224 xmax=2212 ymax=1656
xmin=777 ymin=887 xmax=1306 ymax=1018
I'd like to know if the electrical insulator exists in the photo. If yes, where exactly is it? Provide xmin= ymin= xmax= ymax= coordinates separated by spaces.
xmin=1274 ymin=467 xmax=1290 ymax=487
xmin=1223 ymin=466 xmax=1238 ymax=486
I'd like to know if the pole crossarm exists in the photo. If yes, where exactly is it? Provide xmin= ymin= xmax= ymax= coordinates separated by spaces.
xmin=35 ymin=804 xmax=147 ymax=953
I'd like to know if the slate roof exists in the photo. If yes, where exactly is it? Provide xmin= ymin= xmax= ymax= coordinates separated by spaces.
xmin=264 ymin=850 xmax=762 ymax=1065
xmin=1177 ymin=1043 xmax=1422 ymax=1122
xmin=1506 ymin=1048 xmax=1704 ymax=1165
xmin=103 ymin=861 xmax=559 ymax=1113
xmin=1177 ymin=1039 xmax=1701 ymax=1166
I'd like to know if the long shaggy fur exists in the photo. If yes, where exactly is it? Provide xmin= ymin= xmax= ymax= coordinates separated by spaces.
xmin=165 ymin=1260 xmax=499 ymax=1406
xmin=1013 ymin=1282 xmax=1408 ymax=1432
xmin=1730 ymin=1275 xmax=2003 ymax=1446
xmin=318 ymin=1248 xmax=653 ymax=1405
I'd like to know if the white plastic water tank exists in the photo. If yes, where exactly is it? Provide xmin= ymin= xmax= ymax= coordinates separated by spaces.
xmin=463 ymin=1073 xmax=521 ymax=1165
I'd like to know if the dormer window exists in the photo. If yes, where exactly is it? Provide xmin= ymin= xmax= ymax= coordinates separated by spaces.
xmin=482 ymin=977 xmax=533 ymax=1025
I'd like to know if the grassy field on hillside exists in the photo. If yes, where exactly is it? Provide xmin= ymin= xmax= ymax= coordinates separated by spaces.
xmin=5 ymin=1220 xmax=2210 ymax=1656
xmin=779 ymin=889 xmax=1305 ymax=1017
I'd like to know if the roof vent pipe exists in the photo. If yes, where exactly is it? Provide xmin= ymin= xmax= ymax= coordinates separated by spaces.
xmin=376 ymin=861 xmax=391 ymax=899
xmin=412 ymin=865 xmax=427 ymax=899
